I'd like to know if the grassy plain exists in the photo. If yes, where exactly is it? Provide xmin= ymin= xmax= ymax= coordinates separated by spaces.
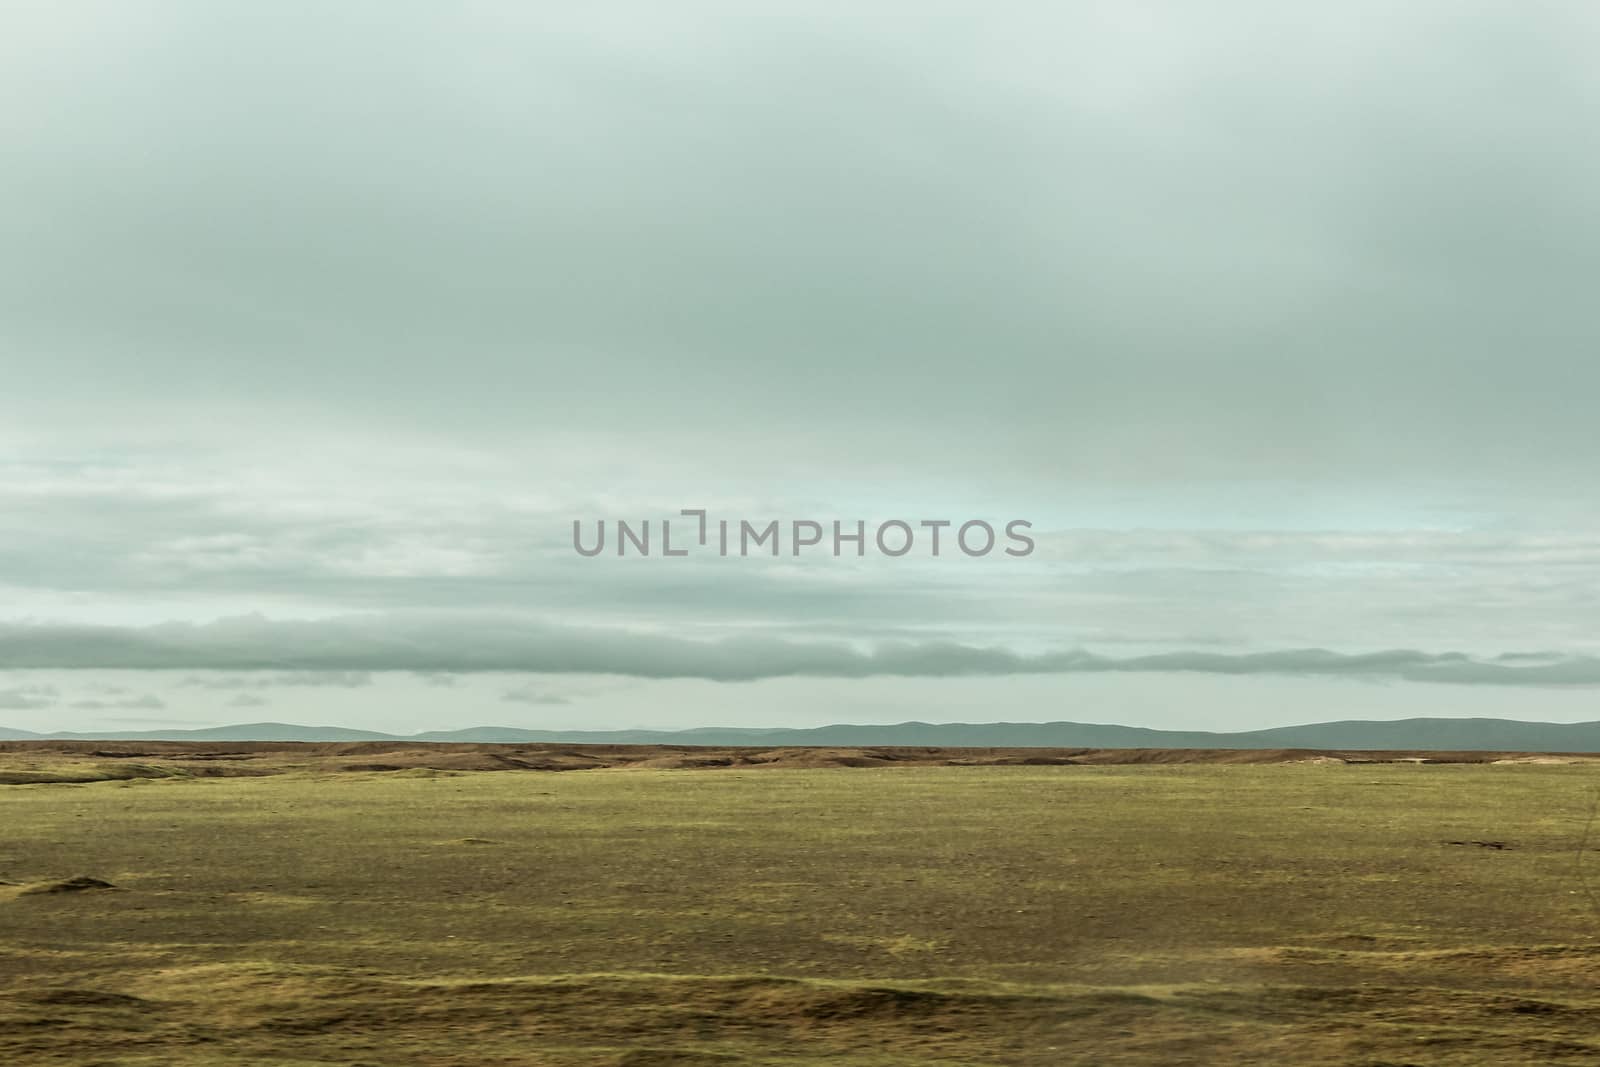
xmin=3 ymin=747 xmax=1600 ymax=1064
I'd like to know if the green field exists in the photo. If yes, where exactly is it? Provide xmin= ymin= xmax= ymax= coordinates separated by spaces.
xmin=4 ymin=761 xmax=1600 ymax=1064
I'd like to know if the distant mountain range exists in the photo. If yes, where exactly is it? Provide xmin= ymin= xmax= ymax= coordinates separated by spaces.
xmin=7 ymin=717 xmax=1600 ymax=750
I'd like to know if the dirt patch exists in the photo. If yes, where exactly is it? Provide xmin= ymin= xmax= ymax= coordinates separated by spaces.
xmin=17 ymin=876 xmax=119 ymax=895
xmin=614 ymin=1051 xmax=742 ymax=1066
xmin=22 ymin=988 xmax=152 ymax=1009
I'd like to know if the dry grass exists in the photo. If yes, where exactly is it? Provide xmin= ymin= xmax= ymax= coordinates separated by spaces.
xmin=3 ymin=751 xmax=1600 ymax=1063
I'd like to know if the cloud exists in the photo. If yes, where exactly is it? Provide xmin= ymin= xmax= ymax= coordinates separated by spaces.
xmin=3 ymin=455 xmax=1598 ymax=662
xmin=258 ymin=670 xmax=374 ymax=688
xmin=415 ymin=672 xmax=460 ymax=688
xmin=0 ymin=615 xmax=1596 ymax=686
xmin=69 ymin=694 xmax=166 ymax=711
xmin=0 ymin=685 xmax=58 ymax=710
xmin=97 ymin=716 xmax=219 ymax=726
xmin=227 ymin=693 xmax=269 ymax=708
xmin=2 ymin=3 xmax=1600 ymax=702
xmin=3 ymin=3 xmax=1600 ymax=489
xmin=179 ymin=670 xmax=374 ymax=689
xmin=501 ymin=682 xmax=572 ymax=706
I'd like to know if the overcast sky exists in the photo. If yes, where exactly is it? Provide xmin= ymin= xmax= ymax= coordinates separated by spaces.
xmin=3 ymin=2 xmax=1598 ymax=732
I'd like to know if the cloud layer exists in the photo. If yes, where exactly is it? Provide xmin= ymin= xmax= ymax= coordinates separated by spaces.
xmin=5 ymin=3 xmax=1600 ymax=485
xmin=3 ymin=5 xmax=1598 ymax=729
xmin=1 ymin=615 xmax=1596 ymax=686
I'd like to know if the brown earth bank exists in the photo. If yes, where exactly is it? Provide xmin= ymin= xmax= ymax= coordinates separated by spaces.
xmin=2 ymin=740 xmax=1598 ymax=784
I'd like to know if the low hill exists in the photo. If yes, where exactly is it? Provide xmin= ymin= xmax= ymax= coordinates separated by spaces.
xmin=9 ymin=716 xmax=1600 ymax=750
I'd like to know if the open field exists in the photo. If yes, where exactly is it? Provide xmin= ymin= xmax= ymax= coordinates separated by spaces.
xmin=4 ymin=744 xmax=1600 ymax=1064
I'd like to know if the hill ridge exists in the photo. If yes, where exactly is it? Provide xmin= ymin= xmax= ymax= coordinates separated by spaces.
xmin=8 ymin=716 xmax=1600 ymax=750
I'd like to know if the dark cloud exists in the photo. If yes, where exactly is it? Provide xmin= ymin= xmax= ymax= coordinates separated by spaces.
xmin=0 ymin=615 xmax=1595 ymax=686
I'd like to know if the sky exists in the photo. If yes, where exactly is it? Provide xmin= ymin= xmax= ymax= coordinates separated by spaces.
xmin=2 ymin=2 xmax=1598 ymax=733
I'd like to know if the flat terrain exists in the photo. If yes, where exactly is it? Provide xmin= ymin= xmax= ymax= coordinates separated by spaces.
xmin=3 ymin=743 xmax=1600 ymax=1064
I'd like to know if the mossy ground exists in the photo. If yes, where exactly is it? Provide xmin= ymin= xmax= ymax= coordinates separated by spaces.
xmin=3 ymin=760 xmax=1600 ymax=1063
